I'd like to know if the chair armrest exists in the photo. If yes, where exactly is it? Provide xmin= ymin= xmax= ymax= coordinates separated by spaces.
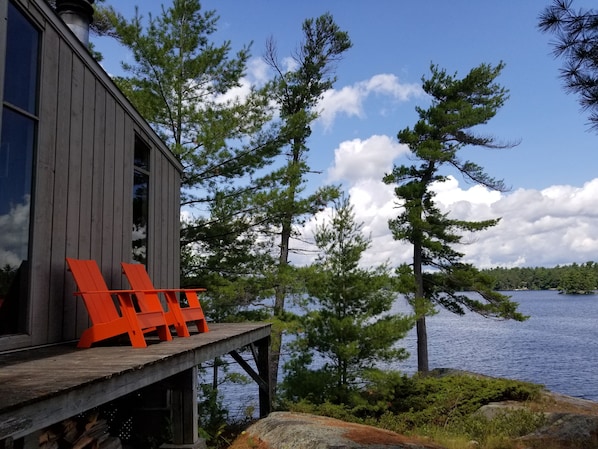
xmin=73 ymin=289 xmax=139 ymax=295
xmin=125 ymin=288 xmax=207 ymax=294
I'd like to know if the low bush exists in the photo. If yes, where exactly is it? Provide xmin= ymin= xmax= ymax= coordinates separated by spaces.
xmin=376 ymin=372 xmax=541 ymax=429
xmin=285 ymin=371 xmax=546 ymax=449
xmin=401 ymin=408 xmax=547 ymax=449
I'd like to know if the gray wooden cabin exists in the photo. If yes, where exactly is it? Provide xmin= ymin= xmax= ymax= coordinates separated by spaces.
xmin=0 ymin=0 xmax=182 ymax=351
xmin=0 ymin=1 xmax=272 ymax=447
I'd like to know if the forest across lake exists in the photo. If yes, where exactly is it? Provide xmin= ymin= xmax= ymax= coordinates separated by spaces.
xmin=482 ymin=262 xmax=598 ymax=293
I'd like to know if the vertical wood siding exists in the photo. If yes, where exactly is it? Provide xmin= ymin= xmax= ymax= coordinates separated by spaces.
xmin=144 ymin=134 xmax=180 ymax=288
xmin=14 ymin=0 xmax=183 ymax=348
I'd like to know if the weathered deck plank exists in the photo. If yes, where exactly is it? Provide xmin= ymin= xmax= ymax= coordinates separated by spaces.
xmin=0 ymin=323 xmax=271 ymax=440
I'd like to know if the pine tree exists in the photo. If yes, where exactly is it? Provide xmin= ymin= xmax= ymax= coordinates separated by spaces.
xmin=383 ymin=63 xmax=527 ymax=373
xmin=259 ymin=13 xmax=352 ymax=389
xmin=282 ymin=196 xmax=413 ymax=404
xmin=539 ymin=1 xmax=598 ymax=131
xmin=103 ymin=0 xmax=281 ymax=313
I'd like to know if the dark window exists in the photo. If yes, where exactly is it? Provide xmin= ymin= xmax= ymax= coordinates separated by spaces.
xmin=132 ymin=136 xmax=150 ymax=265
xmin=4 ymin=1 xmax=39 ymax=114
xmin=134 ymin=137 xmax=150 ymax=171
xmin=0 ymin=108 xmax=35 ymax=215
xmin=0 ymin=1 xmax=39 ymax=335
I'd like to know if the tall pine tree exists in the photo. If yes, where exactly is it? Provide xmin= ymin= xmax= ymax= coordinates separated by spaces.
xmin=539 ymin=1 xmax=598 ymax=131
xmin=384 ymin=63 xmax=526 ymax=373
xmin=259 ymin=13 xmax=352 ymax=389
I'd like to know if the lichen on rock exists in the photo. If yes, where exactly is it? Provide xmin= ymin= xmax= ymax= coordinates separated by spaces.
xmin=229 ymin=412 xmax=446 ymax=449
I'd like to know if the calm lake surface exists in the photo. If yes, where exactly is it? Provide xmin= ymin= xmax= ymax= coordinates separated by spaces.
xmin=390 ymin=290 xmax=598 ymax=401
xmin=214 ymin=290 xmax=598 ymax=418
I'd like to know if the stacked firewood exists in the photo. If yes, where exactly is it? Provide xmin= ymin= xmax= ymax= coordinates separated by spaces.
xmin=39 ymin=413 xmax=122 ymax=449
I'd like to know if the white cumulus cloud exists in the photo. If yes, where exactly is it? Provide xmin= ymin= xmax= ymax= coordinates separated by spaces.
xmin=295 ymin=146 xmax=598 ymax=270
xmin=327 ymin=134 xmax=410 ymax=183
xmin=317 ymin=74 xmax=423 ymax=129
xmin=214 ymin=58 xmax=271 ymax=104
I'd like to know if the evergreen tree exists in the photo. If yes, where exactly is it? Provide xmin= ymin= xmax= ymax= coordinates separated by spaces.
xmin=383 ymin=63 xmax=526 ymax=373
xmin=103 ymin=0 xmax=280 ymax=313
xmin=106 ymin=0 xmax=276 ymax=196
xmin=558 ymin=262 xmax=598 ymax=294
xmin=259 ymin=13 xmax=352 ymax=389
xmin=539 ymin=0 xmax=598 ymax=131
xmin=282 ymin=196 xmax=413 ymax=404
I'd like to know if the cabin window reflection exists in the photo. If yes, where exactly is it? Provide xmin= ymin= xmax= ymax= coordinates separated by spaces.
xmin=0 ymin=1 xmax=39 ymax=335
xmin=133 ymin=136 xmax=150 ymax=265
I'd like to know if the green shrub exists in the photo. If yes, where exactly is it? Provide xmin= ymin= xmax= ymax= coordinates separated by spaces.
xmin=287 ymin=399 xmax=361 ymax=423
xmin=386 ymin=373 xmax=541 ymax=424
xmin=282 ymin=371 xmax=545 ymax=449
xmin=456 ymin=409 xmax=547 ymax=441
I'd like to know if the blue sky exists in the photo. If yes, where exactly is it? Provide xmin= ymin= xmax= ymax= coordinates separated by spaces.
xmin=94 ymin=1 xmax=598 ymax=269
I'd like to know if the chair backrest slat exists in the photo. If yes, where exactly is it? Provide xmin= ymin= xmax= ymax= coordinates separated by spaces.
xmin=66 ymin=258 xmax=121 ymax=324
xmin=121 ymin=263 xmax=165 ymax=313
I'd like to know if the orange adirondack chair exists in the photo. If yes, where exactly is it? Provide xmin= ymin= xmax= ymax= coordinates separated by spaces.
xmin=66 ymin=258 xmax=173 ymax=348
xmin=121 ymin=262 xmax=209 ymax=337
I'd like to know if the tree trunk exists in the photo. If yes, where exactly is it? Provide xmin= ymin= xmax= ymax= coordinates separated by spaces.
xmin=269 ymin=140 xmax=302 ymax=393
xmin=413 ymin=234 xmax=429 ymax=373
xmin=268 ymin=329 xmax=282 ymax=397
xmin=269 ymin=214 xmax=292 ymax=394
xmin=416 ymin=316 xmax=429 ymax=373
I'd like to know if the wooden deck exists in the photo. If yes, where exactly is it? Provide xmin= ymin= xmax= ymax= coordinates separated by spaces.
xmin=0 ymin=323 xmax=271 ymax=441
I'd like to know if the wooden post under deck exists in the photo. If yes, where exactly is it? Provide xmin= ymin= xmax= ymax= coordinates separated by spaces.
xmin=255 ymin=334 xmax=271 ymax=417
xmin=162 ymin=367 xmax=204 ymax=449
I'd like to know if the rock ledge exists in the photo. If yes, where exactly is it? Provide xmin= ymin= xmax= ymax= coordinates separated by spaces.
xmin=229 ymin=412 xmax=445 ymax=449
xmin=230 ymin=392 xmax=598 ymax=449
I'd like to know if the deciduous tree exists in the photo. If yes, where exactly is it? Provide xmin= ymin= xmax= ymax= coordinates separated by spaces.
xmin=383 ymin=63 xmax=526 ymax=373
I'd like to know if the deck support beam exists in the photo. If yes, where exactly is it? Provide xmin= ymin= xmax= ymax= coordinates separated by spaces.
xmin=228 ymin=334 xmax=272 ymax=418
xmin=256 ymin=335 xmax=271 ymax=417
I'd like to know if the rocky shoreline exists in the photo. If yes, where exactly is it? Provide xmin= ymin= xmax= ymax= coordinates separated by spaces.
xmin=229 ymin=390 xmax=598 ymax=449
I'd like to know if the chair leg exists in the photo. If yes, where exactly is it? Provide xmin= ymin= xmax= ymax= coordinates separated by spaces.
xmin=77 ymin=329 xmax=95 ymax=348
xmin=126 ymin=327 xmax=148 ymax=348
xmin=173 ymin=321 xmax=191 ymax=338
xmin=117 ymin=292 xmax=150 ymax=348
xmin=194 ymin=319 xmax=209 ymax=333
xmin=164 ymin=292 xmax=191 ymax=337
xmin=156 ymin=324 xmax=173 ymax=341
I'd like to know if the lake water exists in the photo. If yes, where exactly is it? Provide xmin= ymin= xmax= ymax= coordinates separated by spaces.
xmin=210 ymin=290 xmax=598 ymax=419
xmin=389 ymin=290 xmax=598 ymax=401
